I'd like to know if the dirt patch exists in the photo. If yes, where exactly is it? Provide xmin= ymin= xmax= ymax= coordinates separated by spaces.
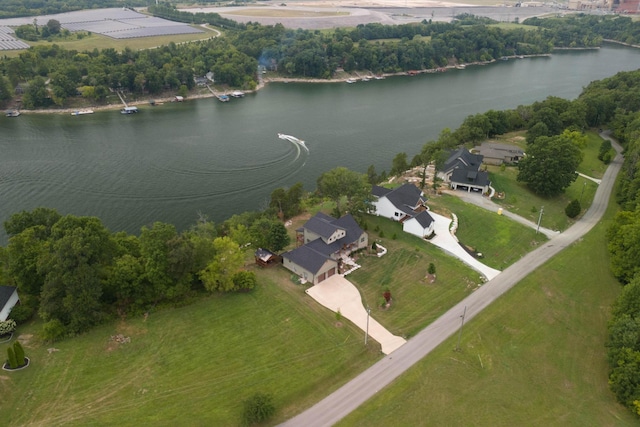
xmin=425 ymin=273 xmax=437 ymax=283
xmin=334 ymin=321 xmax=343 ymax=328
xmin=17 ymin=334 xmax=34 ymax=348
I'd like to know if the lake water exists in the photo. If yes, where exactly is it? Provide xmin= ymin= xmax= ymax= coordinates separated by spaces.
xmin=2 ymin=44 xmax=640 ymax=242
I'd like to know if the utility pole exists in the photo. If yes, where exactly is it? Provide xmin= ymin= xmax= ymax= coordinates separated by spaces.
xmin=456 ymin=305 xmax=467 ymax=352
xmin=536 ymin=206 xmax=544 ymax=234
xmin=580 ymin=181 xmax=587 ymax=204
xmin=364 ymin=306 xmax=371 ymax=346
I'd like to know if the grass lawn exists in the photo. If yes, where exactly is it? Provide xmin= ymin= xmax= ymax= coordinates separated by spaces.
xmin=577 ymin=131 xmax=609 ymax=179
xmin=427 ymin=194 xmax=548 ymax=269
xmin=0 ymin=267 xmax=380 ymax=426
xmin=3 ymin=27 xmax=220 ymax=57
xmin=348 ymin=215 xmax=484 ymax=338
xmin=339 ymin=196 xmax=637 ymax=427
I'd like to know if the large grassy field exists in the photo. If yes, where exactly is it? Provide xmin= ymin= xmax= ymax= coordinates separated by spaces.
xmin=0 ymin=267 xmax=380 ymax=426
xmin=2 ymin=26 xmax=219 ymax=58
xmin=339 ymin=196 xmax=637 ymax=426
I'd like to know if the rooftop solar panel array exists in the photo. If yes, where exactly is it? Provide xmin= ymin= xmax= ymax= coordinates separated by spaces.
xmin=0 ymin=8 xmax=203 ymax=47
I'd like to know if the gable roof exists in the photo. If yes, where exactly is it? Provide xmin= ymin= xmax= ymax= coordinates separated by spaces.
xmin=0 ymin=286 xmax=17 ymax=309
xmin=282 ymin=245 xmax=332 ymax=274
xmin=374 ymin=183 xmax=426 ymax=212
xmin=372 ymin=185 xmax=392 ymax=198
xmin=411 ymin=210 xmax=435 ymax=228
xmin=304 ymin=212 xmax=346 ymax=240
xmin=442 ymin=148 xmax=484 ymax=173
xmin=450 ymin=168 xmax=491 ymax=187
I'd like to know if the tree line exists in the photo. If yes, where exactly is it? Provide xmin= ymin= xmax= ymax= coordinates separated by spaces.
xmin=0 ymin=14 xmax=632 ymax=109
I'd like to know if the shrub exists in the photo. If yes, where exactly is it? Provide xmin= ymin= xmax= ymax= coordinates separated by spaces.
xmin=392 ymin=233 xmax=397 ymax=240
xmin=9 ymin=304 xmax=35 ymax=324
xmin=0 ymin=319 xmax=16 ymax=336
xmin=42 ymin=319 xmax=66 ymax=343
xmin=379 ymin=230 xmax=385 ymax=238
xmin=6 ymin=346 xmax=17 ymax=369
xmin=242 ymin=392 xmax=275 ymax=425
xmin=13 ymin=341 xmax=25 ymax=366
xmin=428 ymin=262 xmax=436 ymax=275
xmin=565 ymin=199 xmax=581 ymax=218
xmin=335 ymin=309 xmax=342 ymax=321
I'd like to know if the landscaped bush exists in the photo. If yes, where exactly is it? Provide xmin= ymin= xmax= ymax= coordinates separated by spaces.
xmin=242 ymin=392 xmax=275 ymax=425
xmin=0 ymin=319 xmax=16 ymax=336
xmin=565 ymin=199 xmax=581 ymax=218
xmin=6 ymin=346 xmax=17 ymax=369
xmin=13 ymin=341 xmax=25 ymax=366
xmin=41 ymin=319 xmax=66 ymax=343
xmin=428 ymin=263 xmax=436 ymax=275
xmin=8 ymin=304 xmax=35 ymax=324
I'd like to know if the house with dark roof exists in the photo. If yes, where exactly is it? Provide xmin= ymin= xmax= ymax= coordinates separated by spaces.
xmin=403 ymin=210 xmax=435 ymax=238
xmin=281 ymin=213 xmax=368 ymax=285
xmin=0 ymin=286 xmax=19 ymax=322
xmin=371 ymin=183 xmax=427 ymax=222
xmin=438 ymin=148 xmax=491 ymax=194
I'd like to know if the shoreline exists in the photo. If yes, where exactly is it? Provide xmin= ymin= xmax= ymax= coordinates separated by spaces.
xmin=14 ymin=53 xmax=552 ymax=115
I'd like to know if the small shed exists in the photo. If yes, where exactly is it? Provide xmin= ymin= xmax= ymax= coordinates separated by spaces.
xmin=175 ymin=96 xmax=184 ymax=102
xmin=255 ymin=248 xmax=281 ymax=267
xmin=0 ymin=286 xmax=19 ymax=322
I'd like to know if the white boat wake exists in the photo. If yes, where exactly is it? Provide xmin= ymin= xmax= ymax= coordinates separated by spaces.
xmin=278 ymin=133 xmax=309 ymax=152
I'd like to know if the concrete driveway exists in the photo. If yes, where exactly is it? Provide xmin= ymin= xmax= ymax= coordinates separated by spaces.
xmin=306 ymin=275 xmax=406 ymax=355
xmin=428 ymin=211 xmax=502 ymax=280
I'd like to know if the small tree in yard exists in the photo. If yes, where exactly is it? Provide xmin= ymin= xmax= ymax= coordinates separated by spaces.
xmin=383 ymin=288 xmax=392 ymax=303
xmin=242 ymin=392 xmax=275 ymax=425
xmin=6 ymin=346 xmax=17 ymax=369
xmin=428 ymin=263 xmax=436 ymax=275
xmin=565 ymin=199 xmax=581 ymax=218
xmin=13 ymin=341 xmax=25 ymax=366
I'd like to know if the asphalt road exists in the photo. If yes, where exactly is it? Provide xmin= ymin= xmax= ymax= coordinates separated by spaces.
xmin=280 ymin=132 xmax=623 ymax=427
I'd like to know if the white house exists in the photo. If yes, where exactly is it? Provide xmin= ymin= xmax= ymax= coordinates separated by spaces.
xmin=371 ymin=183 xmax=427 ymax=222
xmin=0 ymin=286 xmax=19 ymax=322
xmin=403 ymin=210 xmax=435 ymax=238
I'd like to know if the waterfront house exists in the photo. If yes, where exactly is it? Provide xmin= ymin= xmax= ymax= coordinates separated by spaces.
xmin=281 ymin=213 xmax=368 ymax=285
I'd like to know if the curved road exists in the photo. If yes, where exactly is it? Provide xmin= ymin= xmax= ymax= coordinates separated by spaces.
xmin=280 ymin=133 xmax=623 ymax=427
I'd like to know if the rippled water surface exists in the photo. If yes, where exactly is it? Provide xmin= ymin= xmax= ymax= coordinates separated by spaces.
xmin=1 ymin=45 xmax=640 ymax=242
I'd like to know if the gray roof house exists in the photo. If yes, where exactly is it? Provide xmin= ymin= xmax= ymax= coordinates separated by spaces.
xmin=371 ymin=183 xmax=427 ymax=222
xmin=281 ymin=213 xmax=368 ymax=285
xmin=438 ymin=148 xmax=491 ymax=194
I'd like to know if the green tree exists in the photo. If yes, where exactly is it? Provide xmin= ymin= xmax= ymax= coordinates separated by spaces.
xmin=6 ymin=346 xmax=17 ymax=369
xmin=607 ymin=210 xmax=640 ymax=284
xmin=390 ymin=152 xmax=409 ymax=176
xmin=46 ymin=19 xmax=61 ymax=35
xmin=517 ymin=134 xmax=582 ymax=197
xmin=199 ymin=237 xmax=244 ymax=292
xmin=232 ymin=270 xmax=257 ymax=291
xmin=565 ymin=199 xmax=581 ymax=218
xmin=242 ymin=392 xmax=275 ymax=425
xmin=316 ymin=167 xmax=372 ymax=218
xmin=13 ymin=341 xmax=25 ymax=366
xmin=250 ymin=218 xmax=290 ymax=252
xmin=22 ymin=76 xmax=48 ymax=109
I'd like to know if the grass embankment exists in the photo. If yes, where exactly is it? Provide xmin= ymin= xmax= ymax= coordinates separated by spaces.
xmin=339 ymin=194 xmax=636 ymax=426
xmin=349 ymin=215 xmax=483 ymax=338
xmin=0 ymin=269 xmax=379 ymax=426
xmin=428 ymin=194 xmax=547 ymax=269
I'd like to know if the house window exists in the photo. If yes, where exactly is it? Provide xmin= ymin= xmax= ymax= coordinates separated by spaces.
xmin=394 ymin=212 xmax=399 ymax=217
xmin=360 ymin=237 xmax=365 ymax=243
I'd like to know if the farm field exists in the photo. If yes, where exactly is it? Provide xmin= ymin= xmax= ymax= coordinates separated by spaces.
xmin=339 ymin=197 xmax=636 ymax=427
